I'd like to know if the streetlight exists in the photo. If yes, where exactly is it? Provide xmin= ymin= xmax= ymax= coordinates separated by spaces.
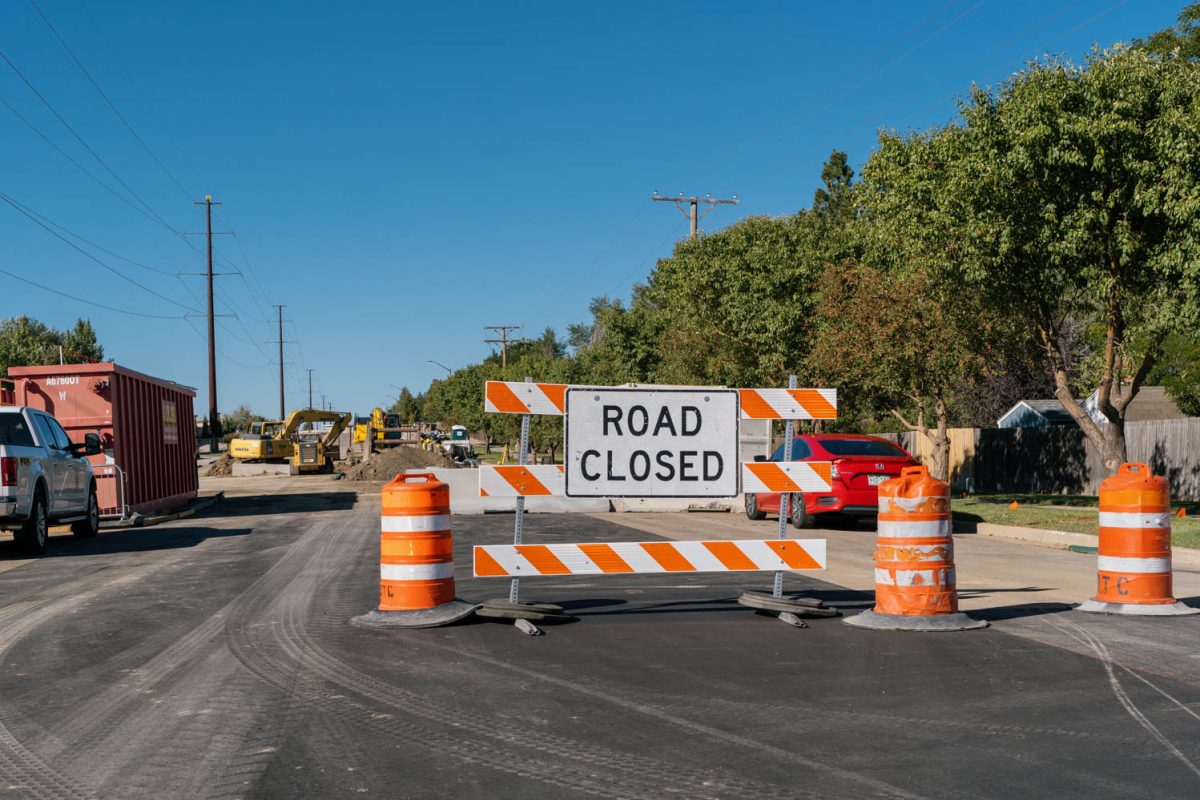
xmin=428 ymin=359 xmax=452 ymax=375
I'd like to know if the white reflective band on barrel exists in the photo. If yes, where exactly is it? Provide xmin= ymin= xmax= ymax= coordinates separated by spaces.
xmin=874 ymin=567 xmax=955 ymax=587
xmin=380 ymin=514 xmax=451 ymax=533
xmin=1098 ymin=512 xmax=1170 ymax=529
xmin=876 ymin=519 xmax=951 ymax=538
xmin=1096 ymin=555 xmax=1172 ymax=574
xmin=380 ymin=562 xmax=456 ymax=581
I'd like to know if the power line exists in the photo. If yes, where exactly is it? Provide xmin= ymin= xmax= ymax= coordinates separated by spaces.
xmin=0 ymin=190 xmax=199 ymax=311
xmin=181 ymin=317 xmax=270 ymax=369
xmin=28 ymin=0 xmax=193 ymax=200
xmin=679 ymin=0 xmax=972 ymax=189
xmin=0 ymin=96 xmax=181 ymax=233
xmin=0 ymin=51 xmax=184 ymax=237
xmin=1 ymin=268 xmax=181 ymax=319
xmin=0 ymin=186 xmax=177 ymax=277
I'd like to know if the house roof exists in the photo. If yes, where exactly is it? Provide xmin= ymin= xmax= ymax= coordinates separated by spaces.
xmin=1110 ymin=385 xmax=1188 ymax=422
xmin=1019 ymin=400 xmax=1075 ymax=424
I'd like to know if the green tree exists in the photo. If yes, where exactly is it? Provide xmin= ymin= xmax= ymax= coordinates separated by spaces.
xmin=867 ymin=47 xmax=1200 ymax=472
xmin=0 ymin=315 xmax=106 ymax=376
xmin=61 ymin=319 xmax=104 ymax=362
xmin=222 ymin=404 xmax=263 ymax=433
xmin=387 ymin=386 xmax=423 ymax=423
xmin=811 ymin=149 xmax=855 ymax=221
xmin=1137 ymin=3 xmax=1200 ymax=59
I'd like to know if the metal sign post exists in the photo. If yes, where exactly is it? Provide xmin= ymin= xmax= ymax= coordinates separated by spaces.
xmin=773 ymin=375 xmax=797 ymax=599
xmin=509 ymin=376 xmax=532 ymax=604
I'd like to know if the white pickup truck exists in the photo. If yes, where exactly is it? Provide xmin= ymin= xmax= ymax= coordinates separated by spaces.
xmin=0 ymin=406 xmax=102 ymax=555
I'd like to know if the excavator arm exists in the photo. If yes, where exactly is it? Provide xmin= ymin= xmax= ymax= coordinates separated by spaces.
xmin=279 ymin=409 xmax=351 ymax=442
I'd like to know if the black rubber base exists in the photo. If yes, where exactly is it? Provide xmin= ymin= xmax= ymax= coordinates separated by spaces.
xmin=843 ymin=609 xmax=988 ymax=632
xmin=350 ymin=599 xmax=480 ymax=629
xmin=477 ymin=599 xmax=575 ymax=623
xmin=738 ymin=591 xmax=841 ymax=618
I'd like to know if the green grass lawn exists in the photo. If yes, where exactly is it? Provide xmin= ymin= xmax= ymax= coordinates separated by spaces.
xmin=953 ymin=495 xmax=1200 ymax=550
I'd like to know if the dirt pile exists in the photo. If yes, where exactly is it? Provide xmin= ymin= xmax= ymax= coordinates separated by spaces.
xmin=204 ymin=454 xmax=235 ymax=477
xmin=340 ymin=445 xmax=458 ymax=482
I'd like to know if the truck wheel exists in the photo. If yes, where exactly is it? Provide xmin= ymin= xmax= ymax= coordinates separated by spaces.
xmin=790 ymin=495 xmax=815 ymax=530
xmin=16 ymin=490 xmax=49 ymax=556
xmin=744 ymin=493 xmax=767 ymax=521
xmin=72 ymin=484 xmax=100 ymax=539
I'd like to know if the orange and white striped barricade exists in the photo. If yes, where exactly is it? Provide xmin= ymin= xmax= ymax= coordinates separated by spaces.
xmin=736 ymin=376 xmax=840 ymax=624
xmin=737 ymin=387 xmax=838 ymax=420
xmin=480 ymin=379 xmax=571 ymax=628
xmin=1077 ymin=463 xmax=1197 ymax=616
xmin=351 ymin=473 xmax=479 ymax=629
xmin=477 ymin=378 xmax=841 ymax=632
xmin=476 ymin=538 xmax=826 ymax=578
xmin=844 ymin=465 xmax=986 ymax=631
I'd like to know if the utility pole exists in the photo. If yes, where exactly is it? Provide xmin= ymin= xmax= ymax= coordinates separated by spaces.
xmin=652 ymin=192 xmax=739 ymax=239
xmin=193 ymin=194 xmax=223 ymax=452
xmin=274 ymin=305 xmax=286 ymax=420
xmin=484 ymin=325 xmax=522 ymax=368
xmin=307 ymin=369 xmax=314 ymax=410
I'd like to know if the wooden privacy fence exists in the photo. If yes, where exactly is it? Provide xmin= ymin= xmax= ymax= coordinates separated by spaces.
xmin=880 ymin=418 xmax=1200 ymax=501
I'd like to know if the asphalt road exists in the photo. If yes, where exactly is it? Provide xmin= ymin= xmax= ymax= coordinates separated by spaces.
xmin=2 ymin=490 xmax=1200 ymax=799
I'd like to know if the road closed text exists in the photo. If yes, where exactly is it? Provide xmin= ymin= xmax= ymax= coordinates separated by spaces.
xmin=565 ymin=389 xmax=739 ymax=498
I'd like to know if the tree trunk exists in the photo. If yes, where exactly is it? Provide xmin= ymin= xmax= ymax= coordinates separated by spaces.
xmin=1036 ymin=321 xmax=1160 ymax=475
xmin=1100 ymin=419 xmax=1127 ymax=475
xmin=928 ymin=394 xmax=951 ymax=483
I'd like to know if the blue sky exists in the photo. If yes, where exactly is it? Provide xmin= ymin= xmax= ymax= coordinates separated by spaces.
xmin=0 ymin=0 xmax=1180 ymax=417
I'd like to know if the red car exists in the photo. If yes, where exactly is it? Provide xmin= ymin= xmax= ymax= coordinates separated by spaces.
xmin=746 ymin=434 xmax=919 ymax=528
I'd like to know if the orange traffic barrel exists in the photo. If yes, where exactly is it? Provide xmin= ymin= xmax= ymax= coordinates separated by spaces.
xmin=351 ymin=472 xmax=478 ymax=629
xmin=845 ymin=466 xmax=985 ymax=631
xmin=1077 ymin=463 xmax=1197 ymax=616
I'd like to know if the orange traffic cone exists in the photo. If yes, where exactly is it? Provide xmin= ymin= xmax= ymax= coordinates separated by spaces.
xmin=1077 ymin=463 xmax=1197 ymax=617
xmin=845 ymin=466 xmax=986 ymax=632
xmin=1008 ymin=500 xmax=1020 ymax=510
xmin=352 ymin=472 xmax=479 ymax=628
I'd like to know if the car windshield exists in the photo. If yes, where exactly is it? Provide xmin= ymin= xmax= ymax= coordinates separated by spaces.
xmin=819 ymin=438 xmax=907 ymax=458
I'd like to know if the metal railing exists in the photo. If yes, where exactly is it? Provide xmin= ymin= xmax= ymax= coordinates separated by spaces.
xmin=94 ymin=463 xmax=129 ymax=521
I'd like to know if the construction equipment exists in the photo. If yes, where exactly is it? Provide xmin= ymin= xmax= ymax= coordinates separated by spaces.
xmin=229 ymin=420 xmax=291 ymax=461
xmin=288 ymin=409 xmax=352 ymax=473
xmin=352 ymin=408 xmax=403 ymax=445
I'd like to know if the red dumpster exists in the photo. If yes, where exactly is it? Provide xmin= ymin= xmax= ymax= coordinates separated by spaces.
xmin=6 ymin=363 xmax=198 ymax=518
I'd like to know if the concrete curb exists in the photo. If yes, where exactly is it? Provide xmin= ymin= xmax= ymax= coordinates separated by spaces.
xmin=969 ymin=521 xmax=1200 ymax=569
xmin=101 ymin=492 xmax=225 ymax=529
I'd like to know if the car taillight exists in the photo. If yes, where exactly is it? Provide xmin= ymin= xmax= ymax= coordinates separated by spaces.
xmin=1 ymin=457 xmax=16 ymax=487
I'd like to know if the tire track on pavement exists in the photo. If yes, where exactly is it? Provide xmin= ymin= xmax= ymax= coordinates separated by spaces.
xmin=226 ymin=507 xmax=911 ymax=800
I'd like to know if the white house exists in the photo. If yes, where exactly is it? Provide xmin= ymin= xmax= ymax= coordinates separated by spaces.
xmin=996 ymin=386 xmax=1187 ymax=429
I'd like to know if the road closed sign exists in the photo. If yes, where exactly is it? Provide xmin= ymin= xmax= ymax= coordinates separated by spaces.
xmin=564 ymin=388 xmax=739 ymax=498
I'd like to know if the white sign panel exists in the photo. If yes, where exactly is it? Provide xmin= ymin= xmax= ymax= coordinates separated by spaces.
xmin=564 ymin=388 xmax=739 ymax=498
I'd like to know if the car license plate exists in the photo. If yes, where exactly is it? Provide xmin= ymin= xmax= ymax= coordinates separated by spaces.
xmin=867 ymin=474 xmax=888 ymax=486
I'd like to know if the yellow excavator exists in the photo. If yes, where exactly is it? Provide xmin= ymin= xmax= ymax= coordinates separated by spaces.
xmin=230 ymin=409 xmax=352 ymax=473
xmin=229 ymin=420 xmax=292 ymax=461
xmin=288 ymin=409 xmax=352 ymax=473
xmin=352 ymin=407 xmax=402 ymax=445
